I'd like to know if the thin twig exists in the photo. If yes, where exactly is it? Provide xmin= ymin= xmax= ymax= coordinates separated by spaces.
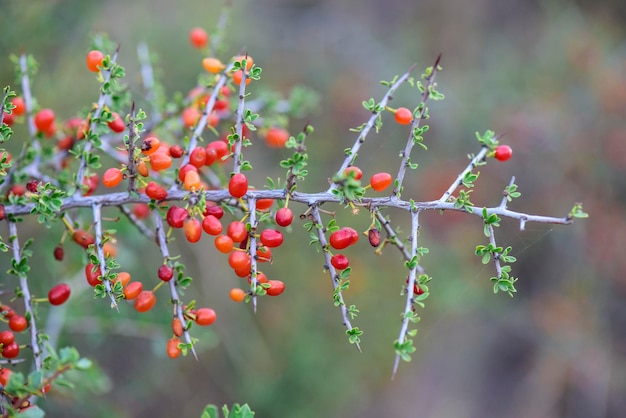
xmin=247 ymin=197 xmax=258 ymax=313
xmin=91 ymin=203 xmax=119 ymax=310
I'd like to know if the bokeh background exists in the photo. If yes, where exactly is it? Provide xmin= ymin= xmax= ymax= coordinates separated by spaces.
xmin=1 ymin=0 xmax=625 ymax=417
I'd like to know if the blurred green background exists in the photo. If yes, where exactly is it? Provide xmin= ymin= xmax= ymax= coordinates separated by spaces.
xmin=1 ymin=0 xmax=625 ymax=417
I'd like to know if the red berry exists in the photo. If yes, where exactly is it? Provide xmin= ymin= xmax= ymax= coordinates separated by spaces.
xmin=1 ymin=341 xmax=19 ymax=359
xmin=158 ymin=265 xmax=174 ymax=282
xmin=189 ymin=27 xmax=209 ymax=49
xmin=184 ymin=218 xmax=202 ymax=243
xmin=0 ymin=368 xmax=11 ymax=386
xmin=169 ymin=145 xmax=184 ymax=158
xmin=145 ymin=182 xmax=168 ymax=200
xmin=26 ymin=180 xmax=40 ymax=193
xmin=494 ymin=145 xmax=512 ymax=162
xmin=226 ymin=221 xmax=248 ymax=243
xmin=48 ymin=283 xmax=71 ymax=306
xmin=166 ymin=206 xmax=189 ymax=228
xmin=331 ymin=254 xmax=349 ymax=270
xmin=53 ymin=245 xmax=64 ymax=261
xmin=85 ymin=263 xmax=103 ymax=286
xmin=34 ymin=108 xmax=55 ymax=132
xmin=204 ymin=203 xmax=224 ymax=219
xmin=171 ymin=318 xmax=184 ymax=337
xmin=368 ymin=228 xmax=381 ymax=247
xmin=256 ymin=198 xmax=274 ymax=211
xmin=108 ymin=112 xmax=125 ymax=133
xmin=202 ymin=215 xmax=223 ymax=235
xmin=132 ymin=203 xmax=151 ymax=219
xmin=86 ymin=50 xmax=105 ymax=72
xmin=195 ymin=307 xmax=216 ymax=326
xmin=394 ymin=107 xmax=413 ymax=125
xmin=0 ymin=331 xmax=14 ymax=346
xmin=10 ymin=97 xmax=25 ymax=116
xmin=370 ymin=172 xmax=393 ymax=192
xmin=266 ymin=280 xmax=285 ymax=296
xmin=134 ymin=291 xmax=156 ymax=312
xmin=177 ymin=164 xmax=198 ymax=182
xmin=344 ymin=166 xmax=363 ymax=180
xmin=228 ymin=173 xmax=248 ymax=198
xmin=73 ymin=229 xmax=95 ymax=249
xmin=207 ymin=140 xmax=229 ymax=161
xmin=259 ymin=229 xmax=284 ymax=248
xmin=204 ymin=146 xmax=217 ymax=166
xmin=228 ymin=251 xmax=250 ymax=271
xmin=167 ymin=337 xmax=182 ymax=359
xmin=275 ymin=207 xmax=293 ymax=227
xmin=8 ymin=315 xmax=27 ymax=332
xmin=189 ymin=147 xmax=207 ymax=168
xmin=264 ymin=127 xmax=289 ymax=148
xmin=329 ymin=227 xmax=358 ymax=250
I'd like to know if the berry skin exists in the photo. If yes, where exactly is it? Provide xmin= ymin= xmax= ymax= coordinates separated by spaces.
xmin=1 ymin=341 xmax=19 ymax=359
xmin=167 ymin=338 xmax=182 ymax=359
xmin=226 ymin=221 xmax=248 ymax=243
xmin=256 ymin=198 xmax=274 ymax=211
xmin=202 ymin=215 xmax=223 ymax=235
xmin=394 ymin=107 xmax=413 ymax=125
xmin=171 ymin=318 xmax=184 ymax=337
xmin=264 ymin=127 xmax=289 ymax=148
xmin=370 ymin=172 xmax=393 ymax=192
xmin=259 ymin=229 xmax=284 ymax=248
xmin=158 ymin=265 xmax=174 ymax=282
xmin=178 ymin=164 xmax=198 ymax=182
xmin=132 ymin=203 xmax=151 ymax=219
xmin=34 ymin=108 xmax=55 ymax=132
xmin=85 ymin=263 xmax=103 ymax=286
xmin=182 ymin=106 xmax=201 ymax=128
xmin=48 ymin=283 xmax=71 ymax=306
xmin=123 ymin=282 xmax=143 ymax=300
xmin=8 ymin=315 xmax=28 ymax=332
xmin=207 ymin=140 xmax=229 ymax=162
xmin=184 ymin=218 xmax=202 ymax=243
xmin=215 ymin=235 xmax=234 ymax=253
xmin=195 ymin=308 xmax=216 ymax=326
xmin=145 ymin=182 xmax=168 ymax=200
xmin=73 ymin=230 xmax=95 ymax=249
xmin=204 ymin=203 xmax=224 ymax=219
xmin=169 ymin=145 xmax=184 ymax=159
xmin=494 ymin=145 xmax=513 ymax=162
xmin=136 ymin=160 xmax=149 ymax=177
xmin=189 ymin=27 xmax=209 ymax=48
xmin=331 ymin=254 xmax=349 ymax=270
xmin=329 ymin=227 xmax=359 ymax=250
xmin=230 ymin=288 xmax=246 ymax=303
xmin=256 ymin=246 xmax=272 ymax=262
xmin=228 ymin=251 xmax=250 ymax=271
xmin=86 ymin=50 xmax=105 ymax=72
xmin=228 ymin=173 xmax=248 ymax=198
xmin=248 ymin=271 xmax=268 ymax=285
xmin=275 ymin=207 xmax=293 ymax=227
xmin=102 ymin=167 xmax=123 ymax=188
xmin=204 ymin=146 xmax=217 ymax=166
xmin=0 ymin=330 xmax=14 ymax=346
xmin=368 ymin=228 xmax=381 ymax=247
xmin=166 ymin=206 xmax=189 ymax=228
xmin=134 ymin=291 xmax=156 ymax=312
xmin=266 ymin=280 xmax=285 ymax=296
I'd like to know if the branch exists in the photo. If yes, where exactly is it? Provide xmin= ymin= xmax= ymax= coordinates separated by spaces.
xmin=92 ymin=203 xmax=119 ymax=310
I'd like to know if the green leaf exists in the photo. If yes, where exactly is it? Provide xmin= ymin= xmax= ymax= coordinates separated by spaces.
xmin=202 ymin=405 xmax=220 ymax=418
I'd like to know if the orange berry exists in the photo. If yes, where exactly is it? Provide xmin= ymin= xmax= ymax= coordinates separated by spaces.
xmin=232 ymin=70 xmax=251 ymax=86
xmin=167 ymin=337 xmax=182 ymax=359
xmin=214 ymin=235 xmax=234 ymax=253
xmin=189 ymin=27 xmax=209 ymax=49
xmin=202 ymin=57 xmax=225 ymax=74
xmin=124 ymin=281 xmax=143 ymax=300
xmin=234 ymin=55 xmax=254 ymax=71
xmin=34 ymin=108 xmax=55 ymax=132
xmin=149 ymin=152 xmax=172 ymax=171
xmin=195 ymin=307 xmax=216 ymax=326
xmin=102 ymin=241 xmax=117 ymax=258
xmin=183 ymin=170 xmax=201 ymax=191
xmin=10 ymin=97 xmax=25 ymax=116
xmin=171 ymin=318 xmax=184 ymax=337
xmin=370 ymin=172 xmax=393 ymax=192
xmin=134 ymin=290 xmax=156 ymax=312
xmin=141 ymin=136 xmax=161 ymax=156
xmin=113 ymin=271 xmax=131 ymax=287
xmin=86 ymin=50 xmax=105 ymax=72
xmin=102 ymin=167 xmax=123 ymax=188
xmin=137 ymin=160 xmax=149 ymax=177
xmin=394 ymin=107 xmax=413 ymax=125
xmin=182 ymin=107 xmax=201 ymax=128
xmin=264 ymin=127 xmax=289 ymax=148
xmin=229 ymin=288 xmax=246 ymax=303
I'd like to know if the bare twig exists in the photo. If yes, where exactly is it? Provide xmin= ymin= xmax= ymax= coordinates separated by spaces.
xmin=92 ymin=203 xmax=119 ymax=310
